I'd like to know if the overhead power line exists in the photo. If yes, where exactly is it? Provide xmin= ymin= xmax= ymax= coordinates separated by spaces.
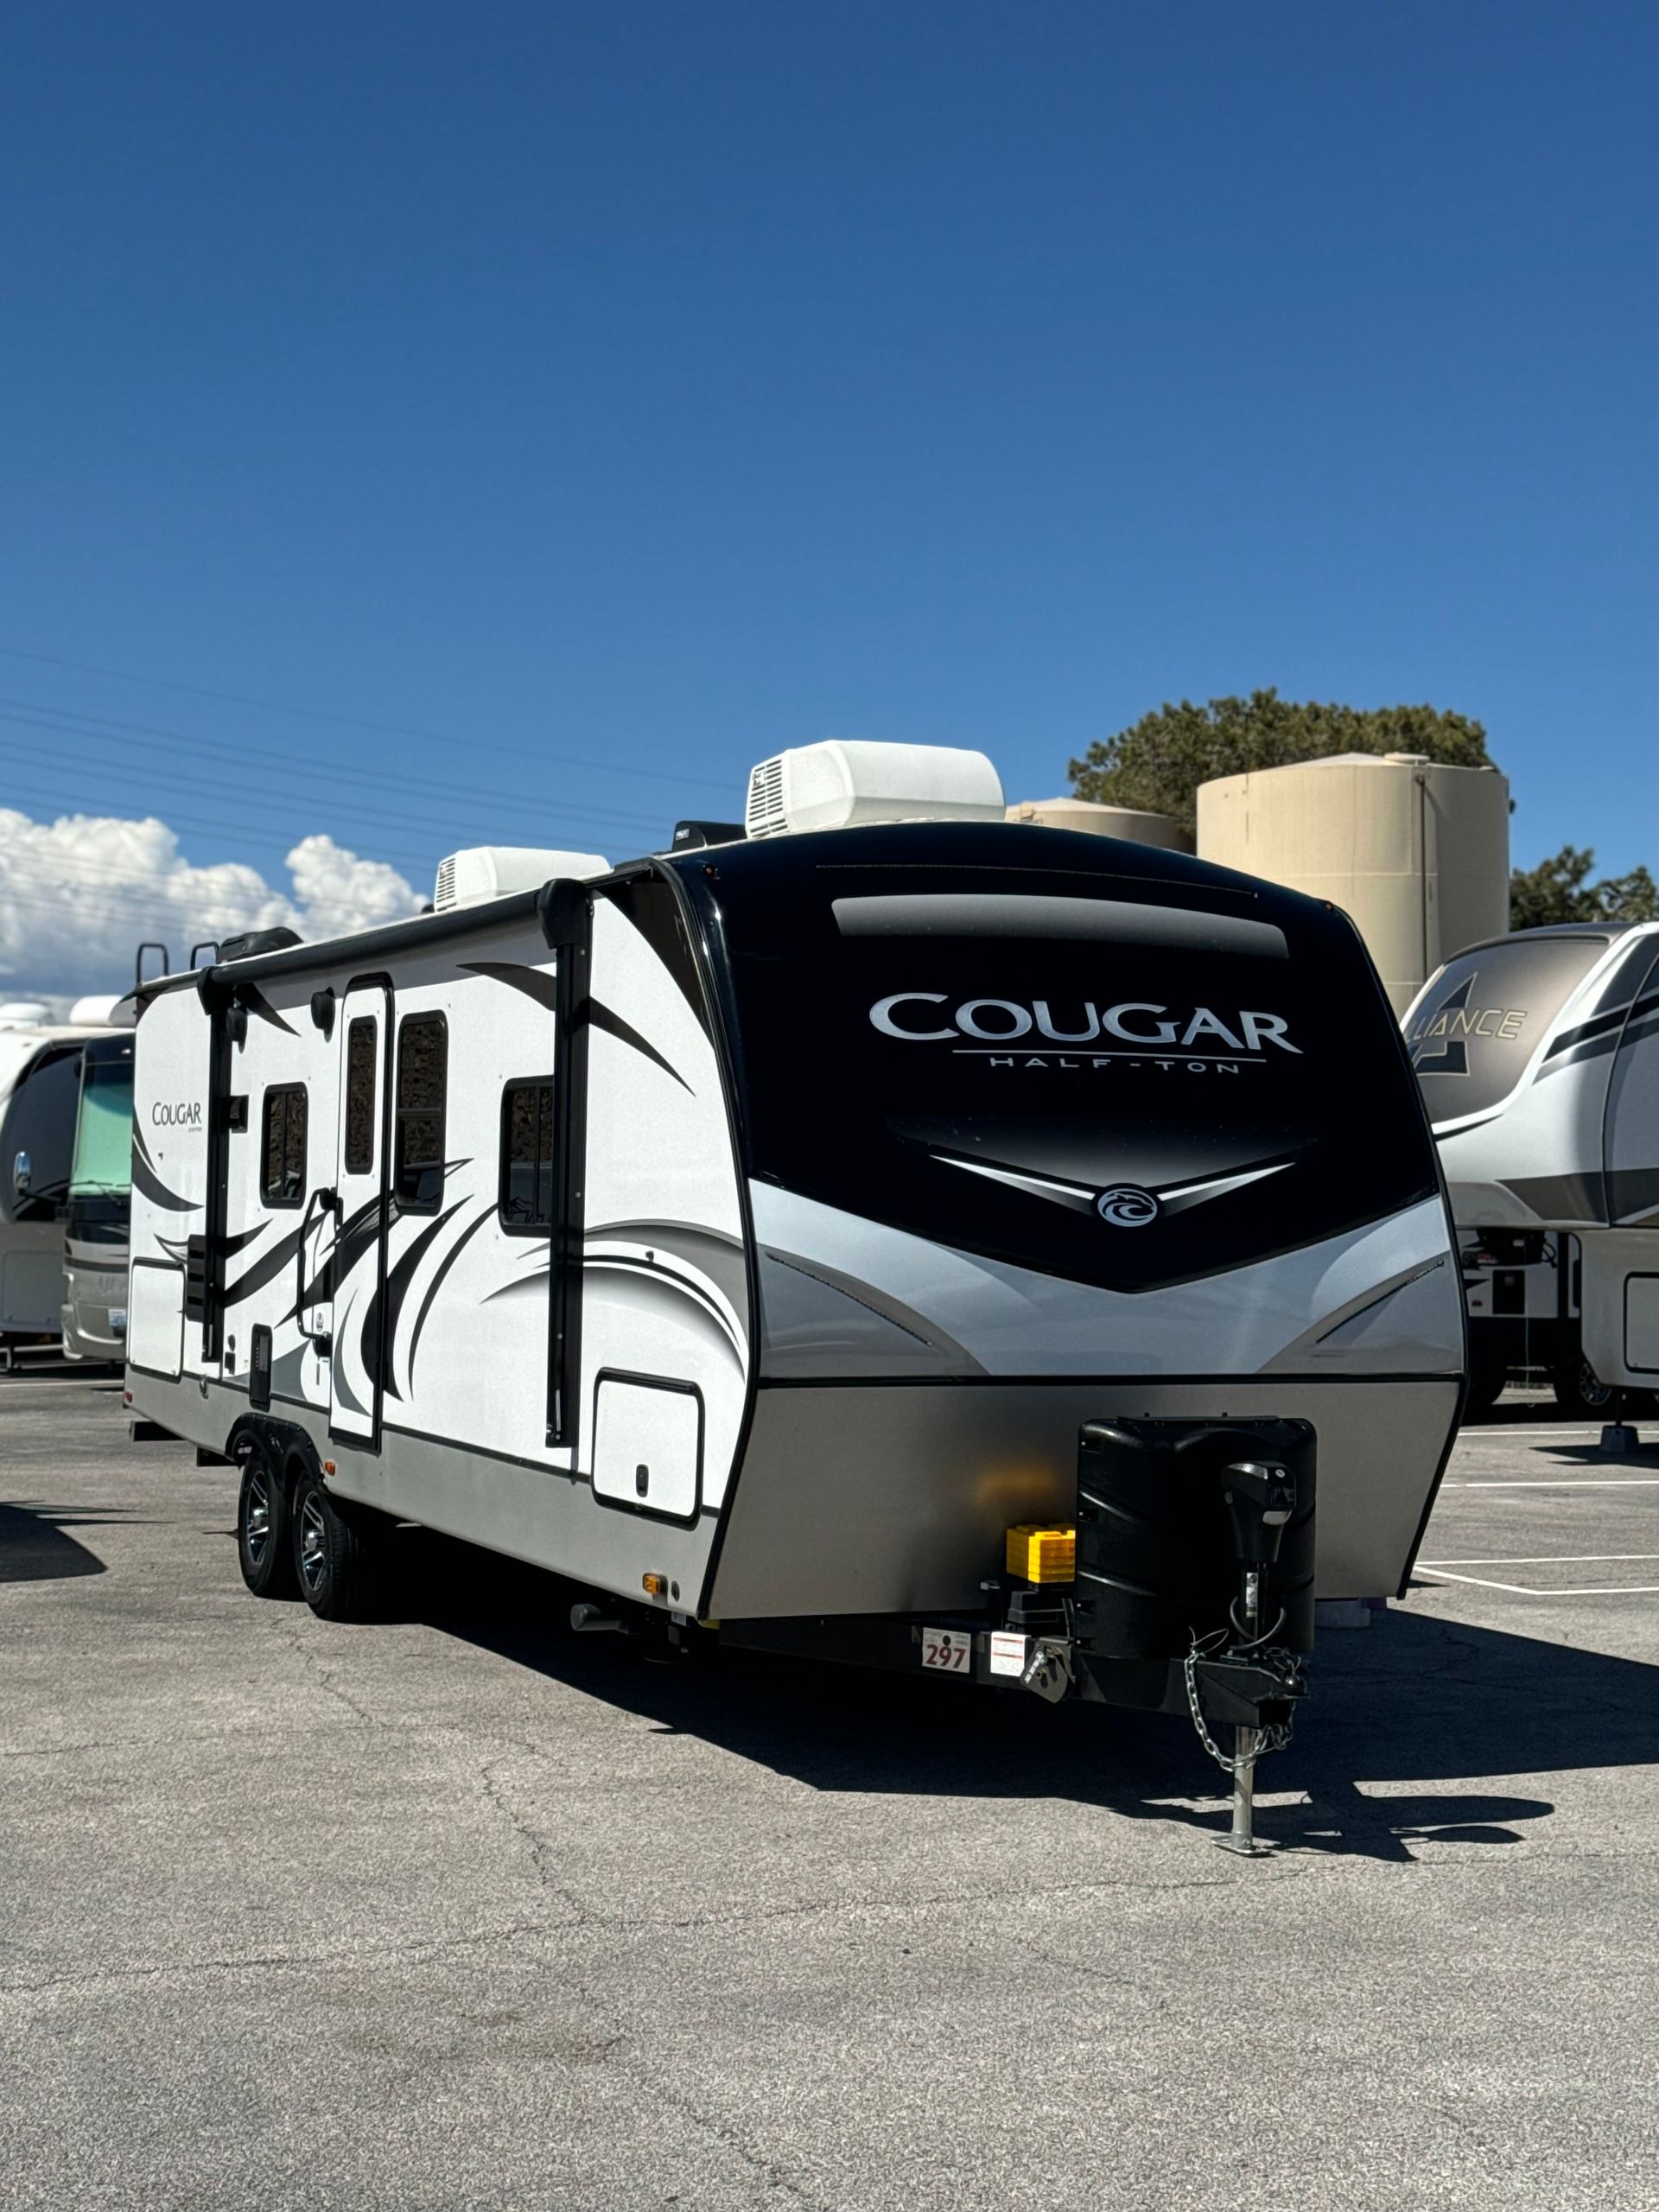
xmin=0 ymin=643 xmax=735 ymax=791
xmin=0 ymin=699 xmax=671 ymax=835
xmin=0 ymin=726 xmax=664 ymax=848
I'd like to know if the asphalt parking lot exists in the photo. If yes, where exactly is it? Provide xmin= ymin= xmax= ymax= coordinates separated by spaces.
xmin=3 ymin=1375 xmax=1657 ymax=2212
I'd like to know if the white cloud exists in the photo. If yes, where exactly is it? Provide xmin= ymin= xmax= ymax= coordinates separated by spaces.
xmin=0 ymin=808 xmax=423 ymax=1003
xmin=285 ymin=833 xmax=423 ymax=940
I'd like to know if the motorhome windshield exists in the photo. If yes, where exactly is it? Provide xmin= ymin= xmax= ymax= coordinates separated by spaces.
xmin=69 ymin=1046 xmax=135 ymax=1198
xmin=0 ymin=1043 xmax=82 ymax=1223
xmin=708 ymin=855 xmax=1438 ymax=1294
xmin=1408 ymin=935 xmax=1611 ymax=1125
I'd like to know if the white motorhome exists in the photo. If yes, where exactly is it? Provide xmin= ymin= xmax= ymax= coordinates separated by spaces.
xmin=1405 ymin=921 xmax=1659 ymax=1412
xmin=62 ymin=1024 xmax=137 ymax=1363
xmin=1 ymin=1007 xmax=121 ymax=1360
xmin=124 ymin=743 xmax=1463 ymax=1745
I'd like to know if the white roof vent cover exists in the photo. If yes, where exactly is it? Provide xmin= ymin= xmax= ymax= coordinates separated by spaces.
xmin=743 ymin=741 xmax=1005 ymax=839
xmin=434 ymin=846 xmax=610 ymax=911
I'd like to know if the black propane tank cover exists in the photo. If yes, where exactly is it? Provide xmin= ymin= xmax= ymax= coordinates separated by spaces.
xmin=1074 ymin=1417 xmax=1317 ymax=1661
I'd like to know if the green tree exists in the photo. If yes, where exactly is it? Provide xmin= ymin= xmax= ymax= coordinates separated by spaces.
xmin=1067 ymin=688 xmax=1493 ymax=836
xmin=1510 ymin=845 xmax=1659 ymax=930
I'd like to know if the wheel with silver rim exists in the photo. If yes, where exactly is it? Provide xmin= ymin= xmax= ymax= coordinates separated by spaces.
xmin=296 ymin=1488 xmax=329 ymax=1600
xmin=289 ymin=1463 xmax=377 ymax=1621
xmin=1553 ymin=1350 xmax=1624 ymax=1421
xmin=237 ymin=1444 xmax=297 ymax=1599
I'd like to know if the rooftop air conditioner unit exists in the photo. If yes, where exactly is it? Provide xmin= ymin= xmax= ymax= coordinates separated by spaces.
xmin=433 ymin=847 xmax=611 ymax=912
xmin=743 ymin=741 xmax=1004 ymax=839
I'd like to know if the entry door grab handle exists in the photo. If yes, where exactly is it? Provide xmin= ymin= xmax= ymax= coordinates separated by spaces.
xmin=296 ymin=1185 xmax=342 ymax=1346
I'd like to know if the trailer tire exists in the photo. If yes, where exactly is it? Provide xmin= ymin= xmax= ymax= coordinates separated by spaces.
xmin=1552 ymin=1352 xmax=1623 ymax=1421
xmin=237 ymin=1443 xmax=298 ymax=1599
xmin=290 ymin=1465 xmax=377 ymax=1622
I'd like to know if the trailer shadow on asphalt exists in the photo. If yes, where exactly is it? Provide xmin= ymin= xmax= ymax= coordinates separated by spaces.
xmin=391 ymin=1538 xmax=1656 ymax=1863
xmin=0 ymin=1498 xmax=131 ymax=1582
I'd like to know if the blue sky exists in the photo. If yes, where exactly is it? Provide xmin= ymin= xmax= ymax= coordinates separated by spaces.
xmin=0 ymin=0 xmax=1652 ymax=973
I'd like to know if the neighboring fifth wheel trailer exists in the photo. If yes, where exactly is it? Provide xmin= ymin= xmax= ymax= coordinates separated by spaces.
xmin=1405 ymin=920 xmax=1659 ymax=1411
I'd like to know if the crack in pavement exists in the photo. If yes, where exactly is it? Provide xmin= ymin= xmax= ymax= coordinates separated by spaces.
xmin=475 ymin=1746 xmax=604 ymax=1929
xmin=458 ymin=1748 xmax=836 ymax=2208
xmin=0 ymin=1917 xmax=559 ymax=1999
xmin=270 ymin=1614 xmax=391 ymax=1730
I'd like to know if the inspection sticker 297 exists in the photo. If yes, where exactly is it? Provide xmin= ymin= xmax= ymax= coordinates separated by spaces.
xmin=920 ymin=1627 xmax=973 ymax=1673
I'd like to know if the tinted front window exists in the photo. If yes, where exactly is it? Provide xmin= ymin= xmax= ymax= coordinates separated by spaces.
xmin=1408 ymin=936 xmax=1610 ymax=1122
xmin=709 ymin=862 xmax=1437 ymax=1293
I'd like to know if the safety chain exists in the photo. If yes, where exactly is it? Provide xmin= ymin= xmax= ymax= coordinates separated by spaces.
xmin=1181 ymin=1630 xmax=1299 ymax=1777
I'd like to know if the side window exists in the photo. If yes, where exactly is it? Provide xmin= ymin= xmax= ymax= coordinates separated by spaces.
xmin=344 ymin=1019 xmax=378 ymax=1174
xmin=394 ymin=1014 xmax=447 ymax=1211
xmin=260 ymin=1086 xmax=308 ymax=1207
xmin=499 ymin=1078 xmax=556 ymax=1231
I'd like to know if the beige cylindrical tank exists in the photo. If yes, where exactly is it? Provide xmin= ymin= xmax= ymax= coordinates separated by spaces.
xmin=1007 ymin=797 xmax=1194 ymax=852
xmin=1196 ymin=753 xmax=1510 ymax=1015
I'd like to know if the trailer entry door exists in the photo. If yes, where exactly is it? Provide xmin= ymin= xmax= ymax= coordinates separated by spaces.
xmin=329 ymin=982 xmax=393 ymax=1446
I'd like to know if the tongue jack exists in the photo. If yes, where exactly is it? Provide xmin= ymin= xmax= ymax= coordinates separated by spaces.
xmin=1210 ymin=1459 xmax=1300 ymax=1857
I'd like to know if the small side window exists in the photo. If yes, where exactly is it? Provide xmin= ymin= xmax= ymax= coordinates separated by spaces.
xmin=394 ymin=1013 xmax=447 ymax=1211
xmin=344 ymin=1019 xmax=377 ymax=1174
xmin=499 ymin=1078 xmax=556 ymax=1232
xmin=260 ymin=1086 xmax=308 ymax=1208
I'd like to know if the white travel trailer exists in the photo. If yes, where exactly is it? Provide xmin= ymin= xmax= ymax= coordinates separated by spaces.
xmin=1405 ymin=920 xmax=1659 ymax=1411
xmin=124 ymin=743 xmax=1463 ymax=1778
xmin=1 ymin=1006 xmax=122 ymax=1360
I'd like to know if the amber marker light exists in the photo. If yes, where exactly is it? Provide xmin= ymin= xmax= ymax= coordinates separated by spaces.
xmin=642 ymin=1573 xmax=667 ymax=1598
xmin=1005 ymin=1525 xmax=1077 ymax=1585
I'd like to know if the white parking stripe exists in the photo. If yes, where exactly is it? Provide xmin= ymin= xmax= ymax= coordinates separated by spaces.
xmin=1440 ymin=1478 xmax=1659 ymax=1489
xmin=1459 ymin=1426 xmax=1608 ymax=1440
xmin=1416 ymin=1568 xmax=1659 ymax=1595
xmin=1421 ymin=1554 xmax=1659 ymax=1567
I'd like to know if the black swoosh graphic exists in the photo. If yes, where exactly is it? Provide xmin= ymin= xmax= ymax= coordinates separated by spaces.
xmin=224 ymin=1223 xmax=306 ymax=1307
xmin=331 ymin=1294 xmax=368 ymax=1420
xmin=239 ymin=985 xmax=296 ymax=1037
xmin=408 ymin=1205 xmax=497 ymax=1384
xmin=131 ymin=1148 xmax=199 ymax=1215
xmin=585 ymin=1253 xmax=745 ymax=1360
xmin=461 ymin=960 xmax=559 ymax=1011
xmin=373 ymin=1199 xmax=467 ymax=1403
xmin=280 ymin=1189 xmax=389 ymax=1320
xmin=1535 ymin=1028 xmax=1621 ymax=1080
xmin=325 ymin=1190 xmax=391 ymax=1295
xmin=587 ymin=998 xmax=691 ymax=1094
xmin=1541 ymin=987 xmax=1656 ymax=1064
xmin=461 ymin=961 xmax=690 ymax=1093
